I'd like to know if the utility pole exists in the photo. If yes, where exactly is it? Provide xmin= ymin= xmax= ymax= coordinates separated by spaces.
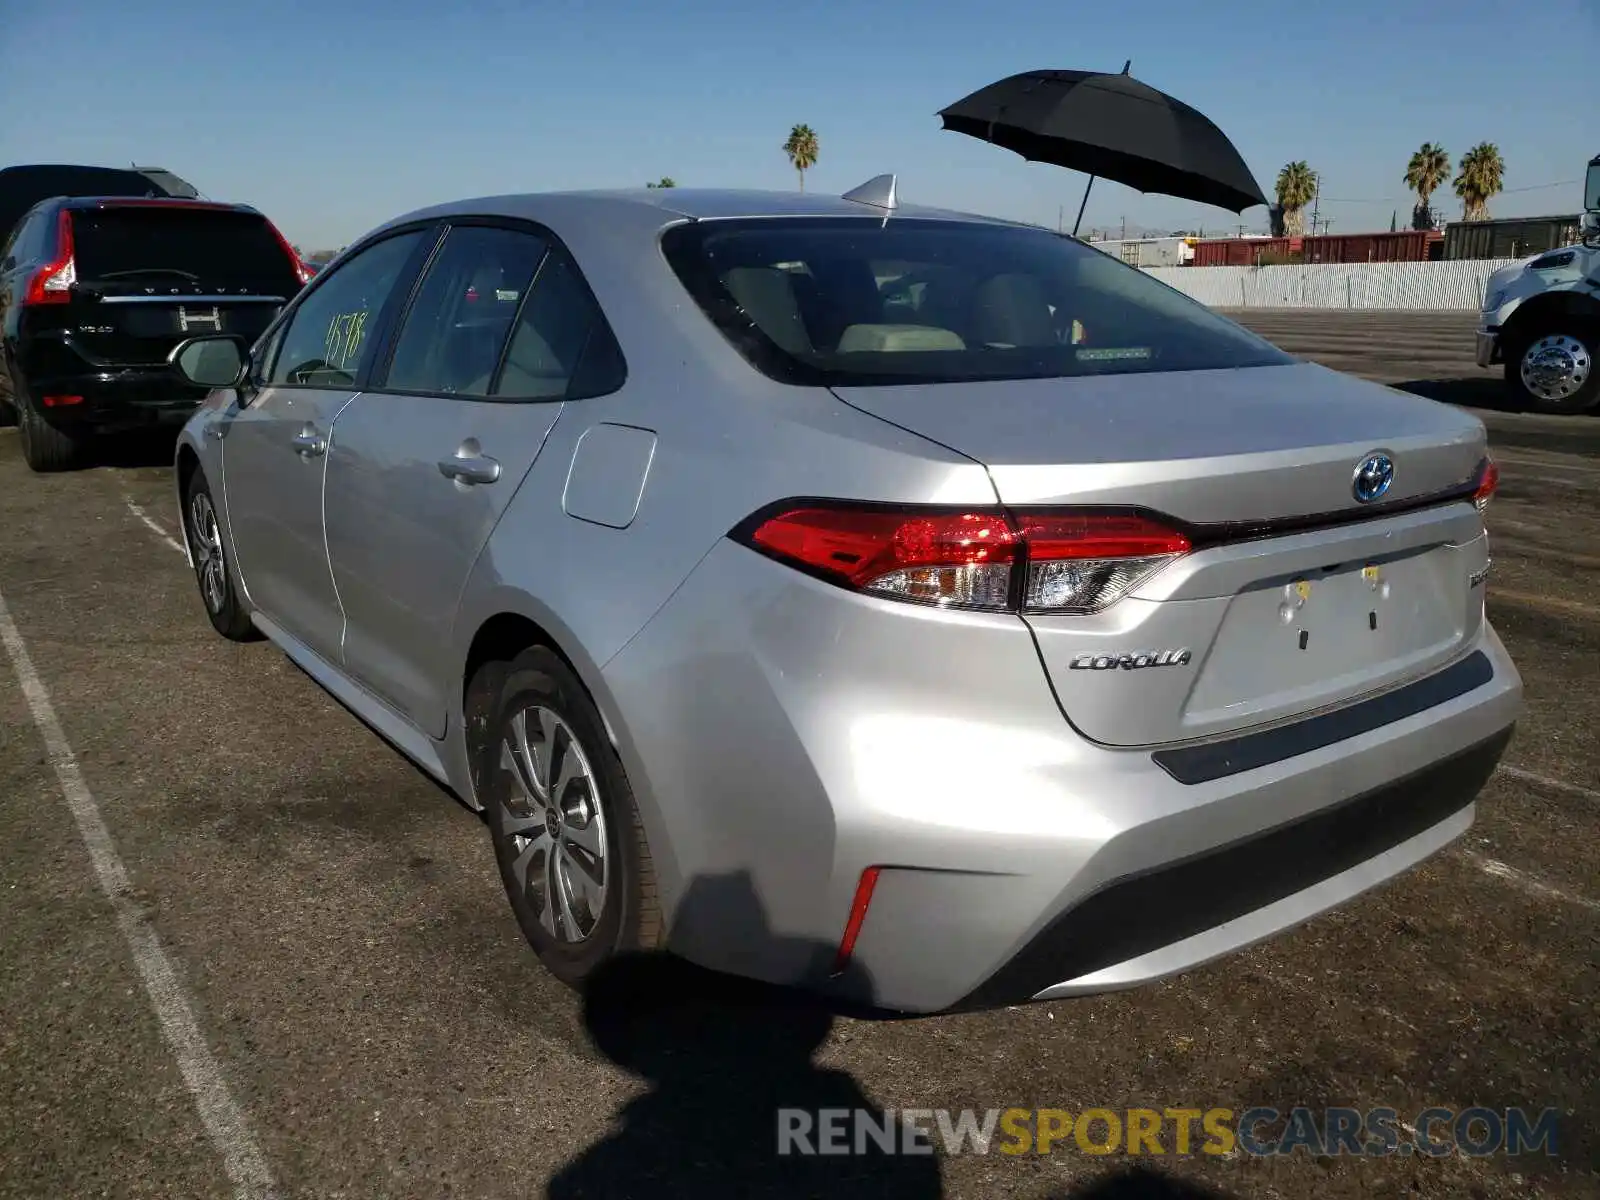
xmin=1309 ymin=180 xmax=1321 ymax=238
xmin=1120 ymin=214 xmax=1127 ymax=240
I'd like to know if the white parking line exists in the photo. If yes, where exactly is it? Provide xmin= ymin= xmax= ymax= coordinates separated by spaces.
xmin=1496 ymin=764 xmax=1600 ymax=804
xmin=1461 ymin=851 xmax=1600 ymax=914
xmin=0 ymin=587 xmax=278 ymax=1199
xmin=123 ymin=493 xmax=186 ymax=557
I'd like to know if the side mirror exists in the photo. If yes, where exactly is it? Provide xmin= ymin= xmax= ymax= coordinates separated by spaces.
xmin=170 ymin=335 xmax=247 ymax=388
xmin=1582 ymin=211 xmax=1600 ymax=251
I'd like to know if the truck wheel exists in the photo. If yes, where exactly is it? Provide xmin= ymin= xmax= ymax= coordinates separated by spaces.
xmin=1505 ymin=328 xmax=1598 ymax=414
xmin=15 ymin=383 xmax=85 ymax=472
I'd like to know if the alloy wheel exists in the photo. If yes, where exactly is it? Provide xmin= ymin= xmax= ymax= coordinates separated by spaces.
xmin=498 ymin=705 xmax=609 ymax=943
xmin=187 ymin=491 xmax=228 ymax=615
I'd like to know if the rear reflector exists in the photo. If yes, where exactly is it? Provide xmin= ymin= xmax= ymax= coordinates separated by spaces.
xmin=831 ymin=866 xmax=881 ymax=976
xmin=1473 ymin=458 xmax=1499 ymax=511
xmin=736 ymin=503 xmax=1190 ymax=615
xmin=41 ymin=395 xmax=84 ymax=407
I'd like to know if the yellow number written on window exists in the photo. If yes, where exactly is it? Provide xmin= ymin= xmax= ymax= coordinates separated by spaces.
xmin=324 ymin=309 xmax=370 ymax=372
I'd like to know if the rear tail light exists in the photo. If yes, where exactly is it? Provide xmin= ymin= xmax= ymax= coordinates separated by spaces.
xmin=1015 ymin=512 xmax=1192 ymax=613
xmin=1473 ymin=457 xmax=1499 ymax=511
xmin=264 ymin=218 xmax=312 ymax=286
xmin=41 ymin=395 xmax=84 ymax=408
xmin=23 ymin=211 xmax=76 ymax=306
xmin=735 ymin=503 xmax=1190 ymax=614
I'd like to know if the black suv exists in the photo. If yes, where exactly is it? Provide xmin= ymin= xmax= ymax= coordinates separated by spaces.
xmin=0 ymin=195 xmax=307 ymax=470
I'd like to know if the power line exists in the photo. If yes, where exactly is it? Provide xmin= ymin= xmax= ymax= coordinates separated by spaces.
xmin=1315 ymin=178 xmax=1580 ymax=204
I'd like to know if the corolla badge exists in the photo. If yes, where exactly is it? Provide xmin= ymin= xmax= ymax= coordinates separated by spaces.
xmin=1070 ymin=649 xmax=1192 ymax=671
xmin=1352 ymin=452 xmax=1395 ymax=504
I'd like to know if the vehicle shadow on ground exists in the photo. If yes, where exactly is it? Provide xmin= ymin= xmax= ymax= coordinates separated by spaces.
xmin=1047 ymin=1169 xmax=1237 ymax=1198
xmin=549 ymin=870 xmax=940 ymax=1198
xmin=550 ymin=871 xmax=1245 ymax=1200
xmin=94 ymin=430 xmax=181 ymax=471
xmin=1392 ymin=376 xmax=1515 ymax=411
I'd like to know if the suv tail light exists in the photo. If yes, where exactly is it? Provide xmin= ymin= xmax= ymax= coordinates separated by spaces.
xmin=1472 ymin=457 xmax=1499 ymax=511
xmin=734 ymin=503 xmax=1190 ymax=614
xmin=264 ymin=218 xmax=312 ymax=286
xmin=23 ymin=210 xmax=76 ymax=306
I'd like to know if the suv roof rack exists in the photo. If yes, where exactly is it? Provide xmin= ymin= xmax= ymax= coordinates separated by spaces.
xmin=842 ymin=173 xmax=898 ymax=212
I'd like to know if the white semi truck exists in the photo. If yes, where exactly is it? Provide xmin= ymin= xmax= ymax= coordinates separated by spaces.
xmin=1474 ymin=154 xmax=1600 ymax=414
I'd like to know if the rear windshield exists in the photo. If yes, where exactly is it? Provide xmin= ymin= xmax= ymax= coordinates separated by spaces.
xmin=69 ymin=207 xmax=297 ymax=292
xmin=661 ymin=217 xmax=1291 ymax=386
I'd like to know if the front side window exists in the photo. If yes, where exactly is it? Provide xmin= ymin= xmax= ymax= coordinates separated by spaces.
xmin=662 ymin=217 xmax=1291 ymax=387
xmin=269 ymin=229 xmax=428 ymax=387
xmin=382 ymin=225 xmax=548 ymax=396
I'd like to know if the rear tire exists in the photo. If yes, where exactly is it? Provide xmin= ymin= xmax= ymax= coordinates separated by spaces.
xmin=1504 ymin=326 xmax=1599 ymax=415
xmin=482 ymin=646 xmax=662 ymax=988
xmin=182 ymin=468 xmax=258 ymax=641
xmin=15 ymin=382 xmax=84 ymax=472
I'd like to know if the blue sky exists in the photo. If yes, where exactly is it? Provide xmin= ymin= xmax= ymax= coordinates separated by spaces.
xmin=2 ymin=0 xmax=1593 ymax=248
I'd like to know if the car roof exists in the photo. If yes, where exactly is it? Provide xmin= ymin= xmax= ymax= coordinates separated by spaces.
xmin=51 ymin=196 xmax=260 ymax=215
xmin=378 ymin=187 xmax=1038 ymax=239
xmin=0 ymin=163 xmax=207 ymax=237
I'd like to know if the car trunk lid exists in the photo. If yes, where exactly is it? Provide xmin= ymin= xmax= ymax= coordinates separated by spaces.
xmin=831 ymin=362 xmax=1493 ymax=747
xmin=64 ymin=204 xmax=298 ymax=365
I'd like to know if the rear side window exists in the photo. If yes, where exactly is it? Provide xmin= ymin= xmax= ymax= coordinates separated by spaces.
xmin=1 ymin=210 xmax=37 ymax=261
xmin=69 ymin=206 xmax=298 ymax=292
xmin=492 ymin=250 xmax=626 ymax=400
xmin=661 ymin=217 xmax=1291 ymax=387
xmin=382 ymin=225 xmax=548 ymax=396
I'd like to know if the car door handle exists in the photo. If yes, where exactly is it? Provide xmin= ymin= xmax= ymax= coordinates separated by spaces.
xmin=292 ymin=425 xmax=327 ymax=458
xmin=438 ymin=454 xmax=501 ymax=485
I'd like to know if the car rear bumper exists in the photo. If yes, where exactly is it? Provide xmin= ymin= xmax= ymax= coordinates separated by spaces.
xmin=1476 ymin=329 xmax=1501 ymax=368
xmin=23 ymin=368 xmax=208 ymax=431
xmin=602 ymin=539 xmax=1523 ymax=1015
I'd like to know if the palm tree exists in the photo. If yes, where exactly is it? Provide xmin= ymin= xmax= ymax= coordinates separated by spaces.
xmin=1404 ymin=142 xmax=1450 ymax=229
xmin=783 ymin=125 xmax=819 ymax=192
xmin=1453 ymin=143 xmax=1505 ymax=222
xmin=1274 ymin=162 xmax=1317 ymax=238
xmin=645 ymin=177 xmax=677 ymax=189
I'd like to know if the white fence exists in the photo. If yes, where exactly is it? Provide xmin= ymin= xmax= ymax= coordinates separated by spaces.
xmin=1142 ymin=259 xmax=1519 ymax=311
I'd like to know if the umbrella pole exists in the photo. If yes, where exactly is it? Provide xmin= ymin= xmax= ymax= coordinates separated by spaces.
xmin=1071 ymin=177 xmax=1095 ymax=238
xmin=1071 ymin=60 xmax=1128 ymax=238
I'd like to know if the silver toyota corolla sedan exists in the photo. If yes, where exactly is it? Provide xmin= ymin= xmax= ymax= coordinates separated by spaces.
xmin=168 ymin=178 xmax=1522 ymax=1014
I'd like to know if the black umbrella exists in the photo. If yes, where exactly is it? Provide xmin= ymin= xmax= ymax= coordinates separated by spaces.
xmin=938 ymin=62 xmax=1267 ymax=236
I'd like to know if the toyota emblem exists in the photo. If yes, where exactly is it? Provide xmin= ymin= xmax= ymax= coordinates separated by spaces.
xmin=1352 ymin=453 xmax=1395 ymax=504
